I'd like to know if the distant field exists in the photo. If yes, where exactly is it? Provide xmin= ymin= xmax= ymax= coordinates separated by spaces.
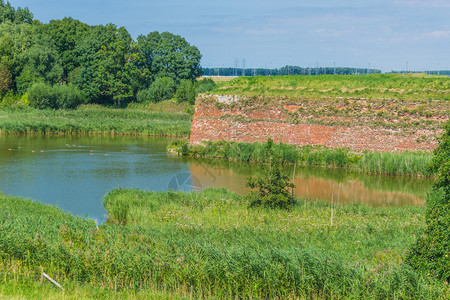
xmin=212 ymin=73 xmax=450 ymax=101
xmin=200 ymin=76 xmax=238 ymax=83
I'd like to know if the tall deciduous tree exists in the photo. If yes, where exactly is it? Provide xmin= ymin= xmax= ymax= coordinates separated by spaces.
xmin=42 ymin=17 xmax=89 ymax=81
xmin=137 ymin=31 xmax=202 ymax=85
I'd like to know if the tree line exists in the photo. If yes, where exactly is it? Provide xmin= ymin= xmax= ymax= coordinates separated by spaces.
xmin=203 ymin=66 xmax=382 ymax=77
xmin=0 ymin=1 xmax=206 ymax=109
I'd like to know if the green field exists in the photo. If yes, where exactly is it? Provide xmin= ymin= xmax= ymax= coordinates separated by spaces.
xmin=0 ymin=103 xmax=192 ymax=136
xmin=213 ymin=73 xmax=450 ymax=101
xmin=0 ymin=189 xmax=448 ymax=299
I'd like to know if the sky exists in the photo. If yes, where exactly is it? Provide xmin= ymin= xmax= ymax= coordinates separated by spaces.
xmin=9 ymin=0 xmax=450 ymax=72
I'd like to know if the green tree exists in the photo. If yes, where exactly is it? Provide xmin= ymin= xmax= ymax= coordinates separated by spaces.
xmin=245 ymin=139 xmax=296 ymax=209
xmin=0 ymin=1 xmax=33 ymax=24
xmin=407 ymin=121 xmax=450 ymax=282
xmin=42 ymin=17 xmax=89 ymax=81
xmin=73 ymin=24 xmax=140 ymax=105
xmin=137 ymin=31 xmax=202 ymax=85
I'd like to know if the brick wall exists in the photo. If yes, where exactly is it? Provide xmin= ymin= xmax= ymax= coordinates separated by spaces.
xmin=190 ymin=95 xmax=446 ymax=152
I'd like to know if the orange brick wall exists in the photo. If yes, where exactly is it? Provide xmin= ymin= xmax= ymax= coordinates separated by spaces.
xmin=190 ymin=95 xmax=444 ymax=152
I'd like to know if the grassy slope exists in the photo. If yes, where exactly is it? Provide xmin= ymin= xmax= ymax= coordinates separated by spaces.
xmin=213 ymin=73 xmax=450 ymax=100
xmin=1 ymin=189 xmax=449 ymax=298
xmin=199 ymin=74 xmax=449 ymax=133
xmin=0 ymin=103 xmax=192 ymax=136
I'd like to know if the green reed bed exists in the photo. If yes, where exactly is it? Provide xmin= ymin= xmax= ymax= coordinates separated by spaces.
xmin=0 ymin=107 xmax=192 ymax=137
xmin=1 ymin=189 xmax=448 ymax=299
xmin=169 ymin=140 xmax=433 ymax=176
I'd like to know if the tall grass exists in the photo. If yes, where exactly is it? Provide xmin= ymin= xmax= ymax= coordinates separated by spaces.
xmin=169 ymin=140 xmax=433 ymax=176
xmin=0 ymin=106 xmax=192 ymax=136
xmin=1 ymin=189 xmax=448 ymax=298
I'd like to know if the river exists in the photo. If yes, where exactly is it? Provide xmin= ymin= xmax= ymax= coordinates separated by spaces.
xmin=0 ymin=135 xmax=433 ymax=221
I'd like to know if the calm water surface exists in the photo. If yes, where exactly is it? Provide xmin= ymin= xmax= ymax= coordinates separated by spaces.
xmin=0 ymin=135 xmax=433 ymax=221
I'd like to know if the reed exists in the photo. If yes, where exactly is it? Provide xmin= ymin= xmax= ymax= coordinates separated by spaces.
xmin=1 ymin=189 xmax=448 ymax=298
xmin=169 ymin=140 xmax=433 ymax=176
xmin=0 ymin=106 xmax=192 ymax=137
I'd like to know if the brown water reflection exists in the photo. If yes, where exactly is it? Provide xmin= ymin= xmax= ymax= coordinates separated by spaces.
xmin=188 ymin=158 xmax=431 ymax=207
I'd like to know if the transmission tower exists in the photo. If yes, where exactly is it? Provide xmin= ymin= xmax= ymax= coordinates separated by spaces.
xmin=242 ymin=59 xmax=246 ymax=76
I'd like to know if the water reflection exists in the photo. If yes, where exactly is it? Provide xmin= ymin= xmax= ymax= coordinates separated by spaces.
xmin=0 ymin=135 xmax=433 ymax=221
xmin=187 ymin=157 xmax=431 ymax=206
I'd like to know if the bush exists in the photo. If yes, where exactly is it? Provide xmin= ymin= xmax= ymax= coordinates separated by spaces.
xmin=54 ymin=84 xmax=85 ymax=109
xmin=27 ymin=83 xmax=84 ymax=110
xmin=137 ymin=77 xmax=175 ymax=103
xmin=175 ymin=79 xmax=196 ymax=104
xmin=407 ymin=121 xmax=450 ymax=282
xmin=27 ymin=82 xmax=57 ymax=109
xmin=195 ymin=78 xmax=217 ymax=94
xmin=245 ymin=139 xmax=296 ymax=209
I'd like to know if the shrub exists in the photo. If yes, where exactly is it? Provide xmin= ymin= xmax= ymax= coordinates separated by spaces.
xmin=27 ymin=83 xmax=84 ymax=110
xmin=195 ymin=78 xmax=217 ymax=94
xmin=407 ymin=121 xmax=450 ymax=282
xmin=175 ymin=79 xmax=196 ymax=104
xmin=27 ymin=82 xmax=57 ymax=109
xmin=54 ymin=84 xmax=85 ymax=109
xmin=137 ymin=77 xmax=175 ymax=103
xmin=245 ymin=139 xmax=296 ymax=209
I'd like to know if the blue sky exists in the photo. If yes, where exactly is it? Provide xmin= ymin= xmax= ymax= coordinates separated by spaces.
xmin=9 ymin=0 xmax=450 ymax=71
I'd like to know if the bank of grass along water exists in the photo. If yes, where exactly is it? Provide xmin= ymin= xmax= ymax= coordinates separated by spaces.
xmin=0 ymin=103 xmax=192 ymax=137
xmin=169 ymin=139 xmax=433 ymax=176
xmin=0 ymin=188 xmax=448 ymax=298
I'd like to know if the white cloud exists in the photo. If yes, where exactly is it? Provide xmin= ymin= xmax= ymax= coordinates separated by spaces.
xmin=430 ymin=30 xmax=450 ymax=38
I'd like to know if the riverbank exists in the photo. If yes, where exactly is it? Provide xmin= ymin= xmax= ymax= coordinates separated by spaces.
xmin=0 ymin=103 xmax=192 ymax=137
xmin=0 ymin=188 xmax=448 ymax=299
xmin=169 ymin=139 xmax=434 ymax=176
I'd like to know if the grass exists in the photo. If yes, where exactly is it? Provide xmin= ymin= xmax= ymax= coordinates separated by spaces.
xmin=1 ymin=189 xmax=449 ymax=298
xmin=0 ymin=104 xmax=192 ymax=136
xmin=212 ymin=73 xmax=450 ymax=101
xmin=169 ymin=140 xmax=434 ymax=176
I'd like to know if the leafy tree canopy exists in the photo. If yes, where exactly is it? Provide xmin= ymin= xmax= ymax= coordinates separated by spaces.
xmin=137 ymin=31 xmax=202 ymax=84
xmin=0 ymin=2 xmax=203 ymax=107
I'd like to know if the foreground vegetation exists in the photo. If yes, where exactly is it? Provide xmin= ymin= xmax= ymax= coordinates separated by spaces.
xmin=407 ymin=121 xmax=450 ymax=282
xmin=0 ymin=188 xmax=448 ymax=298
xmin=0 ymin=104 xmax=192 ymax=136
xmin=169 ymin=139 xmax=433 ymax=176
xmin=213 ymin=73 xmax=450 ymax=101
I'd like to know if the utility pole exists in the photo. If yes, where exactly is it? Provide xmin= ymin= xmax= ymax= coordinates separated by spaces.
xmin=242 ymin=59 xmax=246 ymax=76
xmin=333 ymin=61 xmax=336 ymax=75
